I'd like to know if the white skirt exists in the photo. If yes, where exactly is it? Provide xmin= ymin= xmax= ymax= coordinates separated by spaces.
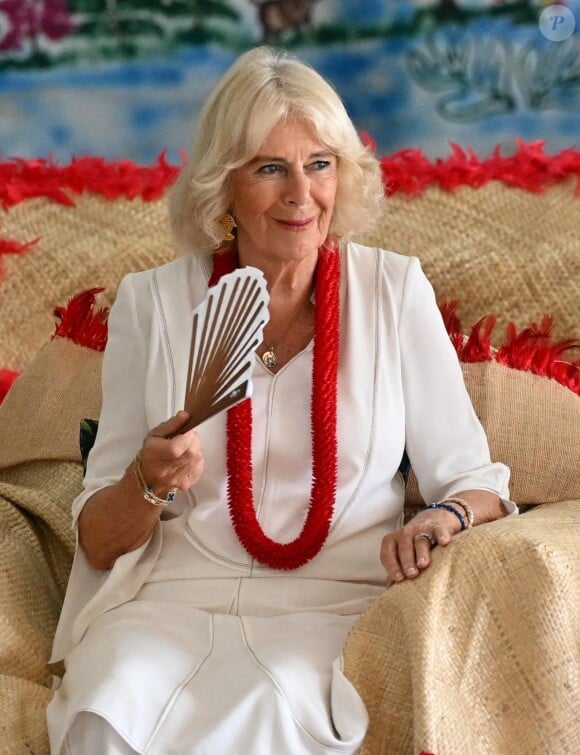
xmin=47 ymin=518 xmax=375 ymax=754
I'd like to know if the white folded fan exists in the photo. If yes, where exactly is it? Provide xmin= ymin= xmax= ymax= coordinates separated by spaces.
xmin=179 ymin=267 xmax=270 ymax=432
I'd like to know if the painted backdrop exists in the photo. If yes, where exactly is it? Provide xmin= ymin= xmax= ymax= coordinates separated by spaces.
xmin=0 ymin=0 xmax=578 ymax=162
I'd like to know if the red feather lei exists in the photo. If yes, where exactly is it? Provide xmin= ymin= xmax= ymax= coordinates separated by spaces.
xmin=211 ymin=243 xmax=340 ymax=570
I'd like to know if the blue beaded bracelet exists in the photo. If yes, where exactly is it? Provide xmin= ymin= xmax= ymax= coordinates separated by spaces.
xmin=423 ymin=502 xmax=467 ymax=531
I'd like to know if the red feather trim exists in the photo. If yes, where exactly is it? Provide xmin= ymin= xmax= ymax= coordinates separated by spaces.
xmin=381 ymin=140 xmax=580 ymax=196
xmin=53 ymin=287 xmax=109 ymax=351
xmin=0 ymin=368 xmax=20 ymax=405
xmin=439 ymin=300 xmax=468 ymax=355
xmin=0 ymin=153 xmax=180 ymax=210
xmin=0 ymin=142 xmax=579 ymax=210
xmin=495 ymin=317 xmax=580 ymax=394
xmin=0 ymin=235 xmax=39 ymax=255
xmin=440 ymin=302 xmax=580 ymax=396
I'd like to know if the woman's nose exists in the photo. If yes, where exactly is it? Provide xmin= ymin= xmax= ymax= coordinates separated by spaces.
xmin=285 ymin=171 xmax=310 ymax=205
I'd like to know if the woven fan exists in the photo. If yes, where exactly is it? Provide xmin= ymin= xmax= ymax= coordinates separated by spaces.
xmin=179 ymin=267 xmax=269 ymax=432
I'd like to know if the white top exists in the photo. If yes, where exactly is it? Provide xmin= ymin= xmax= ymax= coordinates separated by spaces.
xmin=51 ymin=242 xmax=512 ymax=663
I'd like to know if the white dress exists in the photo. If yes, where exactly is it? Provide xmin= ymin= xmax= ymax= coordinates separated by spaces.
xmin=47 ymin=243 xmax=512 ymax=754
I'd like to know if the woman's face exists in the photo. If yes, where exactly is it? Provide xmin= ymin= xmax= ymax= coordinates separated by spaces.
xmin=230 ymin=118 xmax=338 ymax=266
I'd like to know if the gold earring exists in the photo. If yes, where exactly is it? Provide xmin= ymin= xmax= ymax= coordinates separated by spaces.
xmin=220 ymin=213 xmax=236 ymax=242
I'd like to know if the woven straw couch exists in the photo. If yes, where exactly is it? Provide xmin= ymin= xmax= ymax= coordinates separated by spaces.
xmin=0 ymin=145 xmax=579 ymax=755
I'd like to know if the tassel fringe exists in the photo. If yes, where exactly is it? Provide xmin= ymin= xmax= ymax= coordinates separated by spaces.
xmin=53 ymin=287 xmax=109 ymax=351
xmin=440 ymin=301 xmax=580 ymax=396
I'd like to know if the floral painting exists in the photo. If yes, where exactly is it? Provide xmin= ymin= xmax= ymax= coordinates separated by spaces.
xmin=0 ymin=0 xmax=578 ymax=162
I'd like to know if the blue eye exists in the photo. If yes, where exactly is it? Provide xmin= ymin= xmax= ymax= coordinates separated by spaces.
xmin=310 ymin=160 xmax=331 ymax=171
xmin=257 ymin=164 xmax=281 ymax=175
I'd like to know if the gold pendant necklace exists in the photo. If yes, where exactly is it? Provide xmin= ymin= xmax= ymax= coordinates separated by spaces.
xmin=261 ymin=345 xmax=278 ymax=369
xmin=260 ymin=289 xmax=314 ymax=371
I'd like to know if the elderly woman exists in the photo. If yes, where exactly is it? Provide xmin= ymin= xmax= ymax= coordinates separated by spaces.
xmin=47 ymin=46 xmax=514 ymax=754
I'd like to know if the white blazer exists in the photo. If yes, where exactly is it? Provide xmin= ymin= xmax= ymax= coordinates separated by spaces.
xmin=51 ymin=242 xmax=511 ymax=663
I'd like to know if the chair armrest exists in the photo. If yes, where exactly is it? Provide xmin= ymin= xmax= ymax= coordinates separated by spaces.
xmin=343 ymin=501 xmax=580 ymax=755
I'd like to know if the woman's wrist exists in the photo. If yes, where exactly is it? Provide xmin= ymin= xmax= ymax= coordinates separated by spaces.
xmin=423 ymin=501 xmax=469 ymax=531
xmin=134 ymin=451 xmax=177 ymax=507
xmin=437 ymin=491 xmax=505 ymax=527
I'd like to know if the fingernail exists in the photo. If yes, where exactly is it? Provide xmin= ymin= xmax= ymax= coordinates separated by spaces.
xmin=406 ymin=567 xmax=418 ymax=576
xmin=394 ymin=572 xmax=404 ymax=581
xmin=417 ymin=557 xmax=427 ymax=567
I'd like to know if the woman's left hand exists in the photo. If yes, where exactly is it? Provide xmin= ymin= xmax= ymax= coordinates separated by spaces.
xmin=380 ymin=507 xmax=462 ymax=588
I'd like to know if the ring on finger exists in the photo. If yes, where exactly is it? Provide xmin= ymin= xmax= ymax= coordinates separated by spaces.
xmin=415 ymin=532 xmax=437 ymax=549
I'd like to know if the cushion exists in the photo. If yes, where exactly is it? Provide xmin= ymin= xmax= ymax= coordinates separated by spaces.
xmin=359 ymin=180 xmax=580 ymax=346
xmin=0 ymin=336 xmax=103 ymax=469
xmin=463 ymin=361 xmax=579 ymax=503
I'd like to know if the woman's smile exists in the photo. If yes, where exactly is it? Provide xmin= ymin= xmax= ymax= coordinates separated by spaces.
xmin=274 ymin=216 xmax=316 ymax=229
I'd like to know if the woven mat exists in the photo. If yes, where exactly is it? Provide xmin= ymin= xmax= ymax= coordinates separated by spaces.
xmin=0 ymin=461 xmax=80 ymax=755
xmin=0 ymin=195 xmax=174 ymax=372
xmin=343 ymin=500 xmax=580 ymax=755
xmin=0 ymin=337 xmax=103 ymax=468
xmin=1 ymin=180 xmax=579 ymax=372
xmin=0 ymin=179 xmax=578 ymax=754
xmin=360 ymin=179 xmax=580 ymax=344
xmin=0 ymin=677 xmax=51 ymax=755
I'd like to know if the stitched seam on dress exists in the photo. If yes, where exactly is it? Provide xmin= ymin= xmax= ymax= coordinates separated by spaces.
xmin=332 ymin=244 xmax=380 ymax=529
xmin=66 ymin=709 xmax=146 ymax=754
xmin=144 ymin=613 xmax=216 ymax=751
xmin=248 ymin=343 xmax=316 ymax=573
xmin=229 ymin=578 xmax=243 ymax=615
xmin=237 ymin=617 xmax=359 ymax=751
xmin=397 ymin=255 xmax=416 ymax=495
xmin=152 ymin=269 xmax=177 ymax=415
xmin=185 ymin=522 xmax=252 ymax=569
xmin=249 ymin=360 xmax=277 ymax=576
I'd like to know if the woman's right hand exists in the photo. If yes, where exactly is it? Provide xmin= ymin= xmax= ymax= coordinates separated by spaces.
xmin=78 ymin=411 xmax=204 ymax=570
xmin=139 ymin=410 xmax=205 ymax=497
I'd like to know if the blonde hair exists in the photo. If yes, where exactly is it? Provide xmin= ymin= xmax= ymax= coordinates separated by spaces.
xmin=169 ymin=46 xmax=386 ymax=255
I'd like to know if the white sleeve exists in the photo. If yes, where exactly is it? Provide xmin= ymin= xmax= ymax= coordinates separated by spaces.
xmin=398 ymin=257 xmax=513 ymax=508
xmin=71 ymin=273 xmax=151 ymax=526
